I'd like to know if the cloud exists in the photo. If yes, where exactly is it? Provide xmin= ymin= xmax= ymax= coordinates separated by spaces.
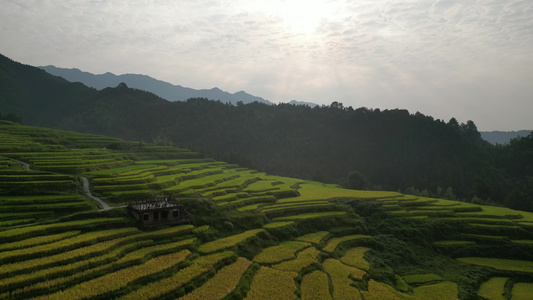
xmin=0 ymin=0 xmax=532 ymax=130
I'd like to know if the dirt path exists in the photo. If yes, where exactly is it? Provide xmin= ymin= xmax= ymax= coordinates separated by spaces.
xmin=81 ymin=176 xmax=112 ymax=210
xmin=2 ymin=155 xmax=116 ymax=211
xmin=0 ymin=156 xmax=30 ymax=170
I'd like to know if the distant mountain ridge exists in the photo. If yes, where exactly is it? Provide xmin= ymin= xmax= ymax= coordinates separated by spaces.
xmin=480 ymin=130 xmax=532 ymax=145
xmin=39 ymin=65 xmax=273 ymax=105
xmin=288 ymin=100 xmax=318 ymax=107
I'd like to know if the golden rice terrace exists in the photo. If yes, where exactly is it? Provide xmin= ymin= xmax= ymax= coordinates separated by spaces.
xmin=1 ymin=121 xmax=533 ymax=299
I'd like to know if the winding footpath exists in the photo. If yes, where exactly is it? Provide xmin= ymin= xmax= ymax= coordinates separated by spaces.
xmin=0 ymin=156 xmax=30 ymax=170
xmin=81 ymin=176 xmax=112 ymax=210
xmin=2 ymin=155 xmax=116 ymax=211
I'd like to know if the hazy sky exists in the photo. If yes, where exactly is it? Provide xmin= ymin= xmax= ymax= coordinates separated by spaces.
xmin=1 ymin=0 xmax=532 ymax=130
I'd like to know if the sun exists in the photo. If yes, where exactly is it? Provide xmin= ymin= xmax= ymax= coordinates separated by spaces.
xmin=278 ymin=0 xmax=333 ymax=36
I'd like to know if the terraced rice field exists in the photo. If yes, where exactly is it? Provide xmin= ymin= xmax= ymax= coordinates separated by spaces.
xmin=477 ymin=277 xmax=508 ymax=300
xmin=3 ymin=123 xmax=533 ymax=299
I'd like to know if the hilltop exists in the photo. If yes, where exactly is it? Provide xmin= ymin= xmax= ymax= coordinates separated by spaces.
xmin=1 ymin=122 xmax=533 ymax=299
xmin=1 ymin=53 xmax=532 ymax=213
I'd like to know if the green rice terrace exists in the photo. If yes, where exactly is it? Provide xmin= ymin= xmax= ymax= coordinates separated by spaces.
xmin=2 ymin=121 xmax=533 ymax=299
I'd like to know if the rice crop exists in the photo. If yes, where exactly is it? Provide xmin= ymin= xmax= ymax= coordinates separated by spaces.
xmin=263 ymin=221 xmax=295 ymax=229
xmin=278 ymin=183 xmax=400 ymax=203
xmin=237 ymin=204 xmax=262 ymax=212
xmin=323 ymin=258 xmax=365 ymax=300
xmin=0 ymin=227 xmax=138 ymax=263
xmin=460 ymin=233 xmax=509 ymax=242
xmin=179 ymin=257 xmax=252 ymax=300
xmin=360 ymin=279 xmax=412 ymax=300
xmin=272 ymin=211 xmax=346 ymax=222
xmin=115 ymin=238 xmax=196 ymax=265
xmin=511 ymin=282 xmax=533 ymax=300
xmin=458 ymin=205 xmax=523 ymax=219
xmin=477 ymin=277 xmax=508 ymax=300
xmin=198 ymin=229 xmax=265 ymax=253
xmin=141 ymin=224 xmax=194 ymax=239
xmin=436 ymin=217 xmax=515 ymax=226
xmin=0 ymin=218 xmax=129 ymax=242
xmin=511 ymin=240 xmax=533 ymax=245
xmin=300 ymin=270 xmax=332 ymax=300
xmin=322 ymin=234 xmax=372 ymax=253
xmin=253 ymin=241 xmax=310 ymax=264
xmin=272 ymin=246 xmax=320 ymax=272
xmin=0 ymin=218 xmax=35 ymax=227
xmin=0 ymin=232 xmax=144 ymax=278
xmin=340 ymin=247 xmax=371 ymax=271
xmin=245 ymin=266 xmax=298 ymax=300
xmin=412 ymin=281 xmax=459 ymax=300
xmin=32 ymin=250 xmax=191 ymax=300
xmin=432 ymin=240 xmax=476 ymax=246
xmin=262 ymin=203 xmax=336 ymax=216
xmin=0 ymin=240 xmax=152 ymax=293
xmin=119 ymin=251 xmax=234 ymax=300
xmin=296 ymin=231 xmax=330 ymax=245
xmin=260 ymin=200 xmax=330 ymax=210
xmin=457 ymin=257 xmax=533 ymax=273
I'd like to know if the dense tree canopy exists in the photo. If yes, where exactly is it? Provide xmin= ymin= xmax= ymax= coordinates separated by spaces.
xmin=1 ymin=53 xmax=532 ymax=211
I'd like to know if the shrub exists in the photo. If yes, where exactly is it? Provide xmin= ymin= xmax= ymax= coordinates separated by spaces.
xmin=403 ymin=273 xmax=443 ymax=285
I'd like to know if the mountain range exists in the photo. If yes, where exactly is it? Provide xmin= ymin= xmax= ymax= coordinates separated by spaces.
xmin=480 ymin=130 xmax=531 ymax=145
xmin=39 ymin=65 xmax=274 ymax=105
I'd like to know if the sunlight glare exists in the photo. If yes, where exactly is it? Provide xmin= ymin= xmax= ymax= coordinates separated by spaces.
xmin=278 ymin=0 xmax=333 ymax=36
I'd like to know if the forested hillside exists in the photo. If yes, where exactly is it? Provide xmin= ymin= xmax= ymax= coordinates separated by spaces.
xmin=1 ymin=53 xmax=532 ymax=211
xmin=2 ymin=122 xmax=533 ymax=299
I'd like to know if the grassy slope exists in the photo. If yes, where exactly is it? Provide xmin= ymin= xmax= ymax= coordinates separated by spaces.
xmin=1 ymin=121 xmax=533 ymax=299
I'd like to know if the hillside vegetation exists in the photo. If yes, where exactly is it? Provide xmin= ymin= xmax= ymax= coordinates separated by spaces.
xmin=1 ymin=53 xmax=531 ymax=212
xmin=1 ymin=122 xmax=533 ymax=299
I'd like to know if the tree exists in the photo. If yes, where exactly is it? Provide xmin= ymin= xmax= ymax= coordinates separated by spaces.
xmin=505 ymin=189 xmax=529 ymax=211
xmin=0 ymin=112 xmax=23 ymax=124
xmin=342 ymin=171 xmax=368 ymax=190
